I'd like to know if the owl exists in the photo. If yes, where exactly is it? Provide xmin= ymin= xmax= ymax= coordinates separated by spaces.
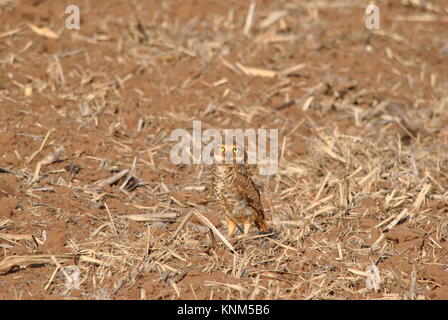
xmin=211 ymin=144 xmax=269 ymax=236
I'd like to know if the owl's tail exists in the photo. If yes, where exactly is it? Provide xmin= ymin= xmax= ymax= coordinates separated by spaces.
xmin=255 ymin=217 xmax=269 ymax=233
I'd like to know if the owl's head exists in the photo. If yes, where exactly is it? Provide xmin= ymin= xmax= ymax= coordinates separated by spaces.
xmin=213 ymin=144 xmax=247 ymax=165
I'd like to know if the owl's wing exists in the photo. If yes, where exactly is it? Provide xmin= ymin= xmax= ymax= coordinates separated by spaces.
xmin=235 ymin=169 xmax=269 ymax=232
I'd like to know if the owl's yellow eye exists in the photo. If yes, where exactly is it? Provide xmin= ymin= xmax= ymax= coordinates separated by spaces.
xmin=232 ymin=147 xmax=239 ymax=153
xmin=218 ymin=146 xmax=225 ymax=152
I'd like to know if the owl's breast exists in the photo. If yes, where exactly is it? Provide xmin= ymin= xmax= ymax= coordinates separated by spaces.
xmin=212 ymin=166 xmax=238 ymax=208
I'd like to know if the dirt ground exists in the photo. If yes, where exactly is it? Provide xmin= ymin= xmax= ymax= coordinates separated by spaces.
xmin=1 ymin=0 xmax=448 ymax=300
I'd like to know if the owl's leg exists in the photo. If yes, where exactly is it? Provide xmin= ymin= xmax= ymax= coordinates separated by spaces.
xmin=243 ymin=219 xmax=252 ymax=235
xmin=227 ymin=218 xmax=237 ymax=237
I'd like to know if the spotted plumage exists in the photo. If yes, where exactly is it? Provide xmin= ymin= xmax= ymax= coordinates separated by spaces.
xmin=211 ymin=144 xmax=269 ymax=236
